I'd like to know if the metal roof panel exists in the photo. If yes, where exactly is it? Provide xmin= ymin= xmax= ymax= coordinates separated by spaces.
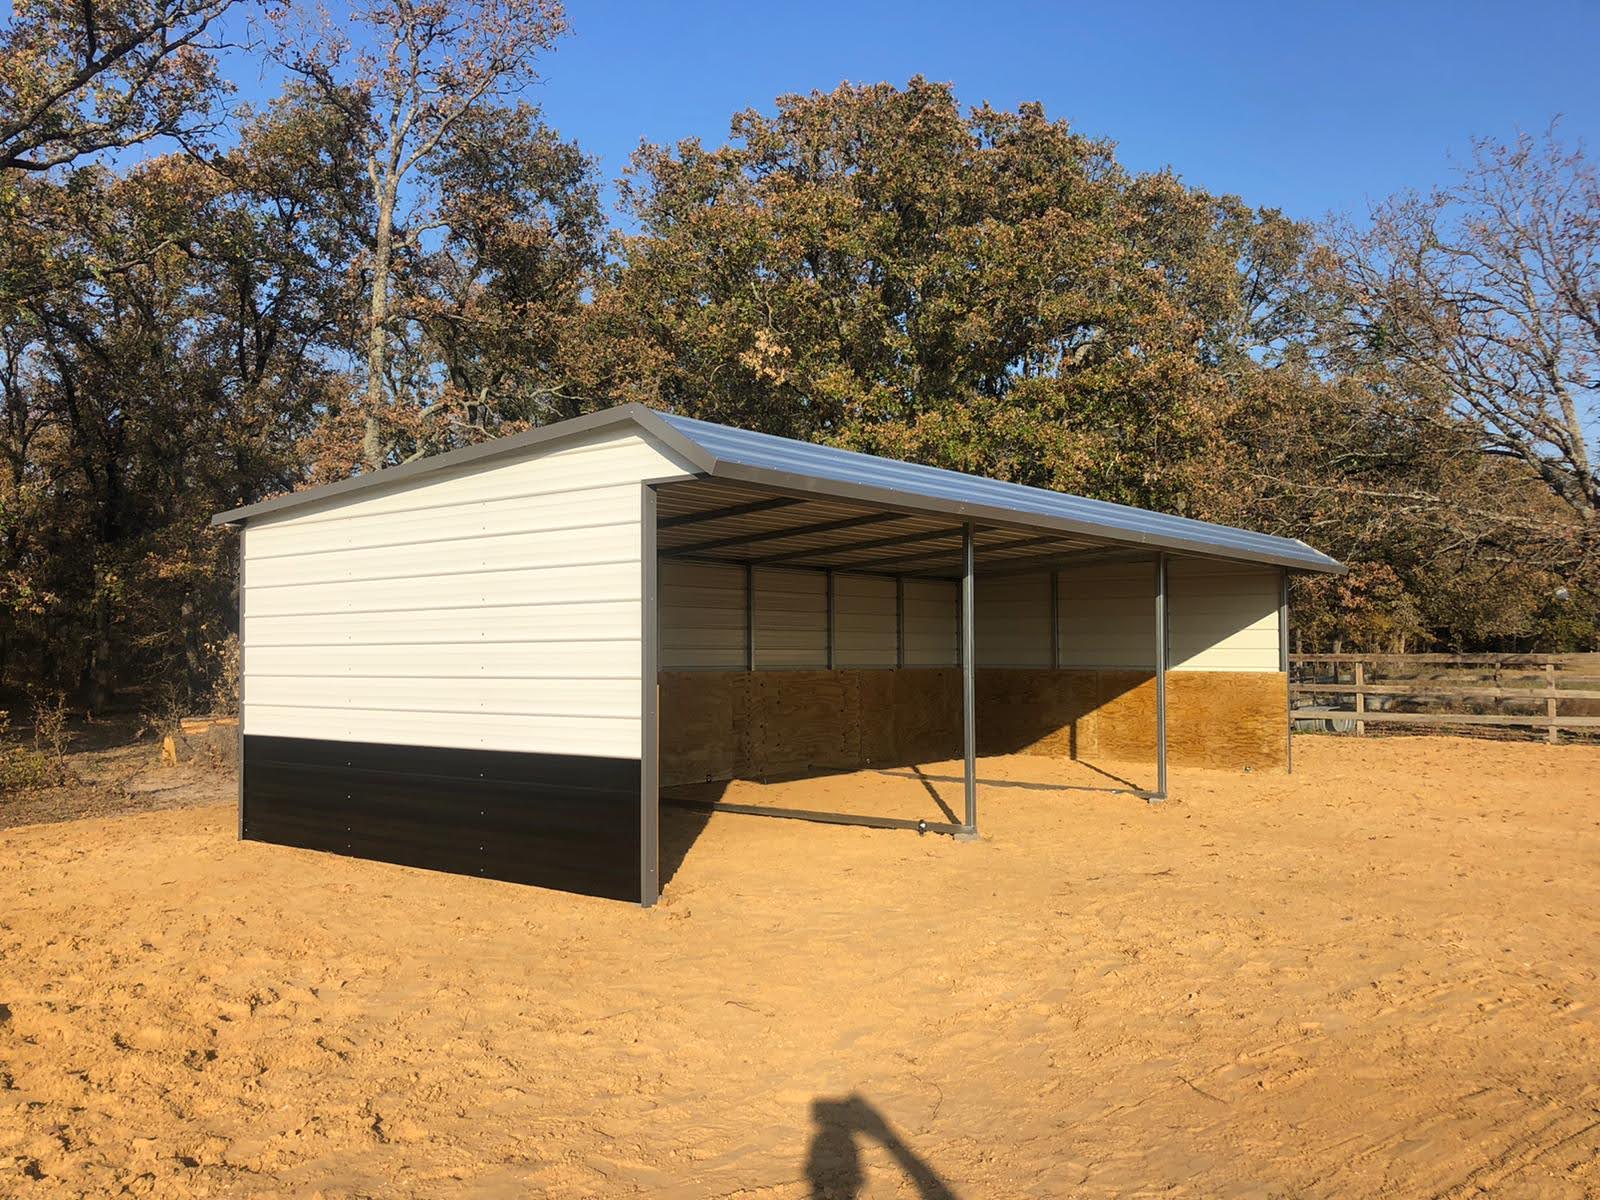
xmin=658 ymin=412 xmax=1343 ymax=574
xmin=212 ymin=404 xmax=1343 ymax=574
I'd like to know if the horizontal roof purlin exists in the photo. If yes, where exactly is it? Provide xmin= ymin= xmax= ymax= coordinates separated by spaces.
xmin=212 ymin=403 xmax=1344 ymax=575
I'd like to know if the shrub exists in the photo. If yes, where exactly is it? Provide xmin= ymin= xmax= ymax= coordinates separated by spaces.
xmin=0 ymin=707 xmax=69 ymax=792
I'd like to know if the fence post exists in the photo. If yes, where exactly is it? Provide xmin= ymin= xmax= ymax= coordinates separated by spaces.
xmin=1546 ymin=662 xmax=1559 ymax=745
xmin=1353 ymin=660 xmax=1366 ymax=737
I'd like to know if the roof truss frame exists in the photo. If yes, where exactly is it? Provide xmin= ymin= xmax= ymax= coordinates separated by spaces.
xmin=746 ymin=524 xmax=966 ymax=568
xmin=660 ymin=510 xmax=908 ymax=559
xmin=657 ymin=495 xmax=806 ymax=530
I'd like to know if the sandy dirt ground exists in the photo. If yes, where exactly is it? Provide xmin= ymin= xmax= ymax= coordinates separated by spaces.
xmin=2 ymin=735 xmax=1599 ymax=1199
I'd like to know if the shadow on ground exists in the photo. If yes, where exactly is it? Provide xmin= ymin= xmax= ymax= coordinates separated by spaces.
xmin=885 ymin=757 xmax=1146 ymax=795
xmin=656 ymin=755 xmax=1148 ymax=891
xmin=658 ymin=794 xmax=717 ymax=890
xmin=805 ymin=1093 xmax=959 ymax=1199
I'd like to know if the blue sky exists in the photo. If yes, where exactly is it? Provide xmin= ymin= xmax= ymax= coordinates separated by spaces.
xmin=204 ymin=0 xmax=1600 ymax=225
xmin=517 ymin=0 xmax=1600 ymax=224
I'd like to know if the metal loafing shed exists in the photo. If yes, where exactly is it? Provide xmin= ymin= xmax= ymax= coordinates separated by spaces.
xmin=214 ymin=404 xmax=1344 ymax=905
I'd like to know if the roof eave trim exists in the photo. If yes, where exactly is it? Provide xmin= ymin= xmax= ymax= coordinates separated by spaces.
xmin=210 ymin=404 xmax=717 ymax=526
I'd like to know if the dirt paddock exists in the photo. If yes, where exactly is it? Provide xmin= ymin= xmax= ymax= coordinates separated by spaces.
xmin=3 ymin=735 xmax=1599 ymax=1198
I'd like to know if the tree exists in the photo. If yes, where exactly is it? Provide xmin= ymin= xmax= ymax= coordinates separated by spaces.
xmin=0 ymin=0 xmax=239 ymax=173
xmin=1253 ymin=128 xmax=1600 ymax=650
xmin=585 ymin=79 xmax=1312 ymax=515
xmin=1227 ymin=362 xmax=1592 ymax=649
xmin=1328 ymin=129 xmax=1600 ymax=557
xmin=0 ymin=92 xmax=363 ymax=706
xmin=271 ymin=0 xmax=568 ymax=467
xmin=402 ymin=100 xmax=605 ymax=450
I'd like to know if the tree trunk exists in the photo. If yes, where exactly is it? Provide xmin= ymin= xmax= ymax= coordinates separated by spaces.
xmin=181 ymin=592 xmax=205 ymax=698
xmin=363 ymin=186 xmax=397 ymax=470
xmin=88 ymin=563 xmax=114 ymax=713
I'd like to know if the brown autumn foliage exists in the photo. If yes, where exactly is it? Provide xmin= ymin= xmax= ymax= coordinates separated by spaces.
xmin=0 ymin=0 xmax=240 ymax=174
xmin=0 ymin=15 xmax=1595 ymax=716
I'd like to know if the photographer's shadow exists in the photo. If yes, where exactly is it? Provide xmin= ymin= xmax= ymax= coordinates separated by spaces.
xmin=804 ymin=1093 xmax=960 ymax=1200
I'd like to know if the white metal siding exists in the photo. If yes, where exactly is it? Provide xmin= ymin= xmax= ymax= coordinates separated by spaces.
xmin=977 ymin=573 xmax=1052 ymax=667
xmin=1057 ymin=561 xmax=1157 ymax=670
xmin=1168 ymin=558 xmax=1281 ymax=671
xmin=659 ymin=560 xmax=746 ymax=670
xmin=902 ymin=578 xmax=958 ymax=666
xmin=752 ymin=567 xmax=828 ymax=668
xmin=834 ymin=573 xmax=897 ymax=668
xmin=241 ymin=426 xmax=695 ymax=757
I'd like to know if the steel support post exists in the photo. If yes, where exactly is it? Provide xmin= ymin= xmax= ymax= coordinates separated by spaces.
xmin=961 ymin=524 xmax=978 ymax=835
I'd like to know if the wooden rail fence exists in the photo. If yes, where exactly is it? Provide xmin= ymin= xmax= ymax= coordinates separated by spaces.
xmin=1289 ymin=653 xmax=1600 ymax=743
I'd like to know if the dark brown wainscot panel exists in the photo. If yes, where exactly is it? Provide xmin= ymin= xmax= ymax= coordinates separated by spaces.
xmin=243 ymin=735 xmax=643 ymax=901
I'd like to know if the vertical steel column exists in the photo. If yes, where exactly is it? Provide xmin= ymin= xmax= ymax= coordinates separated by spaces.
xmin=826 ymin=568 xmax=837 ymax=670
xmin=895 ymin=575 xmax=906 ymax=668
xmin=1049 ymin=568 xmax=1061 ymax=670
xmin=1279 ymin=567 xmax=1293 ymax=774
xmin=744 ymin=562 xmax=756 ymax=671
xmin=1152 ymin=553 xmax=1169 ymax=802
xmin=640 ymin=486 xmax=661 ymax=907
xmin=960 ymin=524 xmax=977 ymax=834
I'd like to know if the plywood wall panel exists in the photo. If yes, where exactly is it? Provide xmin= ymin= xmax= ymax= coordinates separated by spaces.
xmin=1089 ymin=671 xmax=1158 ymax=761
xmin=892 ymin=668 xmax=963 ymax=762
xmin=976 ymin=669 xmax=1077 ymax=756
xmin=1167 ymin=670 xmax=1287 ymax=769
xmin=857 ymin=670 xmax=898 ymax=766
xmin=656 ymin=666 xmax=1287 ymax=784
xmin=658 ymin=672 xmax=736 ymax=786
xmin=744 ymin=669 xmax=861 ymax=777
